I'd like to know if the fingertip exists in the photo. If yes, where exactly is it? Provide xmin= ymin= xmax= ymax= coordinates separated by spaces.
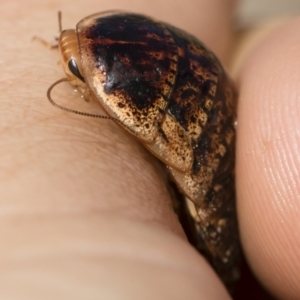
xmin=236 ymin=17 xmax=300 ymax=299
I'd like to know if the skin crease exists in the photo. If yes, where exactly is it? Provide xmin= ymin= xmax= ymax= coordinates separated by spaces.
xmin=0 ymin=0 xmax=299 ymax=299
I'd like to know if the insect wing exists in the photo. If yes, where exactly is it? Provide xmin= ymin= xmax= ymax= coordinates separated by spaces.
xmin=76 ymin=13 xmax=179 ymax=142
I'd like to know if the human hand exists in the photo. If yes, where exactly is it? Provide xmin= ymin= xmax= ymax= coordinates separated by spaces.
xmin=0 ymin=0 xmax=299 ymax=299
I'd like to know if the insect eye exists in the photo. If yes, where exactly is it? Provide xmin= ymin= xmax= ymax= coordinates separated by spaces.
xmin=68 ymin=58 xmax=85 ymax=82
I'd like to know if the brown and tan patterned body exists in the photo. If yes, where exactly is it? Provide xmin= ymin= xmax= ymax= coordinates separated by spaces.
xmin=56 ymin=11 xmax=240 ymax=287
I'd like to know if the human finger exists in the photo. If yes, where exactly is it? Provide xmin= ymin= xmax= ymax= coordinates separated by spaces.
xmin=0 ymin=0 xmax=237 ymax=299
xmin=235 ymin=18 xmax=300 ymax=299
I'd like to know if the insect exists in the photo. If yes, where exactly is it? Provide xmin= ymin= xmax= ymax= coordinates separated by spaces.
xmin=48 ymin=11 xmax=240 ymax=288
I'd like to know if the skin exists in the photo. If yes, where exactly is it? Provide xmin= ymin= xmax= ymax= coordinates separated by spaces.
xmin=0 ymin=0 xmax=299 ymax=299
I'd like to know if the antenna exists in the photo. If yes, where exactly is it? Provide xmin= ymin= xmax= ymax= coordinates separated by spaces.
xmin=58 ymin=11 xmax=62 ymax=33
xmin=47 ymin=78 xmax=116 ymax=120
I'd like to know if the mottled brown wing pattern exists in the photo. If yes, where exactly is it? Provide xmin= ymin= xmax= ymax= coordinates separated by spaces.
xmin=76 ymin=13 xmax=178 ymax=142
xmin=162 ymin=26 xmax=240 ymax=285
xmin=68 ymin=12 xmax=239 ymax=287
